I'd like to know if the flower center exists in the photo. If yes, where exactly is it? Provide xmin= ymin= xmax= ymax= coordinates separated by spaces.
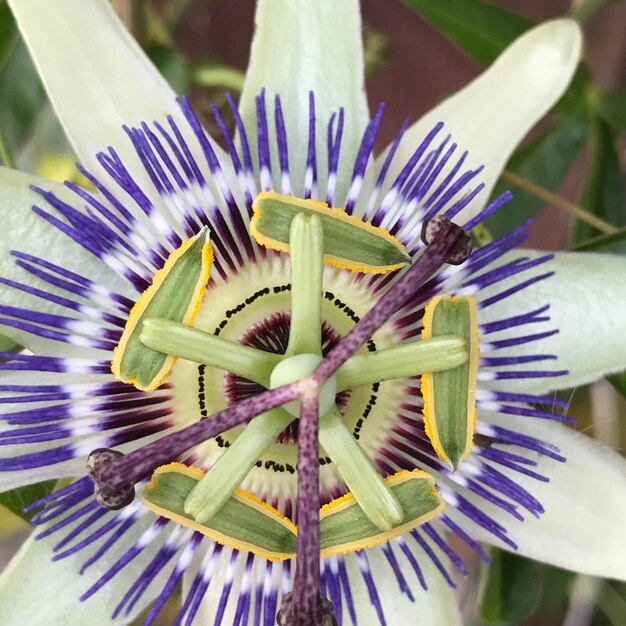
xmin=270 ymin=353 xmax=337 ymax=417
xmin=222 ymin=312 xmax=351 ymax=444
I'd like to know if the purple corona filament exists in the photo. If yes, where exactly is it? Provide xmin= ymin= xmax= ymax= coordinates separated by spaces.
xmin=0 ymin=88 xmax=572 ymax=626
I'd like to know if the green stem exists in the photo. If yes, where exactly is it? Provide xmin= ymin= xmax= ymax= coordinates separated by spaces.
xmin=140 ymin=318 xmax=281 ymax=386
xmin=191 ymin=66 xmax=246 ymax=92
xmin=285 ymin=213 xmax=324 ymax=356
xmin=184 ymin=409 xmax=292 ymax=523
xmin=570 ymin=0 xmax=609 ymax=24
xmin=318 ymin=408 xmax=402 ymax=531
xmin=335 ymin=335 xmax=467 ymax=391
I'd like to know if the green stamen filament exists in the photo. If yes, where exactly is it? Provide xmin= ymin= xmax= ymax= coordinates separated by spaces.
xmin=140 ymin=318 xmax=281 ymax=387
xmin=285 ymin=212 xmax=324 ymax=356
xmin=335 ymin=335 xmax=468 ymax=390
xmin=318 ymin=407 xmax=403 ymax=531
xmin=183 ymin=409 xmax=292 ymax=524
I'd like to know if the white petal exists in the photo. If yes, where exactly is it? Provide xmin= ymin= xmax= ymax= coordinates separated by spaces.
xmin=239 ymin=0 xmax=369 ymax=197
xmin=7 ymin=0 xmax=224 ymax=182
xmin=0 ymin=167 xmax=129 ymax=353
xmin=191 ymin=544 xmax=461 ymax=625
xmin=380 ymin=19 xmax=582 ymax=223
xmin=0 ymin=516 xmax=168 ymax=625
xmin=344 ymin=545 xmax=462 ymax=626
xmin=479 ymin=250 xmax=626 ymax=393
xmin=453 ymin=413 xmax=626 ymax=581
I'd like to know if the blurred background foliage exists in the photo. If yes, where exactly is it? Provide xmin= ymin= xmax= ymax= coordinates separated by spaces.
xmin=0 ymin=0 xmax=625 ymax=624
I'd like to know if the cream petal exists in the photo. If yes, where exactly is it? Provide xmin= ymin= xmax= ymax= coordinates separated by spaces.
xmin=344 ymin=545 xmax=462 ymax=625
xmin=452 ymin=413 xmax=626 ymax=581
xmin=0 ymin=167 xmax=130 ymax=353
xmin=238 ymin=0 xmax=369 ymax=198
xmin=379 ymin=19 xmax=582 ymax=224
xmin=0 ymin=516 xmax=168 ymax=625
xmin=7 ymin=0 xmax=226 ymax=185
xmin=478 ymin=250 xmax=626 ymax=393
xmin=190 ymin=544 xmax=461 ymax=625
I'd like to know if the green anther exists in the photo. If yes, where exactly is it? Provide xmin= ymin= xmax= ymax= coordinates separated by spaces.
xmin=284 ymin=212 xmax=324 ymax=356
xmin=111 ymin=228 xmax=213 ymax=391
xmin=318 ymin=470 xmax=444 ymax=557
xmin=422 ymin=295 xmax=479 ymax=470
xmin=250 ymin=191 xmax=410 ymax=274
xmin=143 ymin=463 xmax=297 ymax=561
xmin=335 ymin=335 xmax=468 ymax=391
xmin=319 ymin=408 xmax=403 ymax=531
xmin=270 ymin=354 xmax=337 ymax=417
xmin=139 ymin=319 xmax=281 ymax=387
xmin=183 ymin=409 xmax=292 ymax=524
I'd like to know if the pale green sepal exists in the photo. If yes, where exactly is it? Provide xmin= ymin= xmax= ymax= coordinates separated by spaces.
xmin=454 ymin=413 xmax=626 ymax=581
xmin=140 ymin=319 xmax=281 ymax=387
xmin=319 ymin=408 xmax=403 ymax=532
xmin=478 ymin=251 xmax=626 ymax=393
xmin=7 ymin=0 xmax=228 ymax=188
xmin=336 ymin=335 xmax=468 ymax=390
xmin=0 ymin=167 xmax=130 ymax=354
xmin=142 ymin=464 xmax=298 ymax=561
xmin=379 ymin=19 xmax=582 ymax=224
xmin=239 ymin=0 xmax=369 ymax=198
xmin=183 ymin=409 xmax=292 ymax=524
xmin=251 ymin=191 xmax=410 ymax=273
xmin=0 ymin=517 xmax=169 ymax=625
xmin=422 ymin=296 xmax=479 ymax=470
xmin=113 ymin=229 xmax=212 ymax=391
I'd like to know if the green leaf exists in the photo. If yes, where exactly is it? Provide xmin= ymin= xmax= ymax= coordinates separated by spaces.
xmin=607 ymin=371 xmax=626 ymax=399
xmin=0 ymin=36 xmax=46 ymax=158
xmin=403 ymin=0 xmax=589 ymax=112
xmin=0 ymin=2 xmax=18 ymax=70
xmin=146 ymin=44 xmax=189 ymax=94
xmin=573 ymin=117 xmax=624 ymax=243
xmin=404 ymin=0 xmax=532 ymax=66
xmin=597 ymin=89 xmax=626 ymax=130
xmin=0 ymin=481 xmax=56 ymax=522
xmin=480 ymin=549 xmax=542 ymax=625
xmin=487 ymin=114 xmax=587 ymax=237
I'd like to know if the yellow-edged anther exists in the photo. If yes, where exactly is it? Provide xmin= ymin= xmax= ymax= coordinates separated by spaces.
xmin=250 ymin=191 xmax=410 ymax=274
xmin=111 ymin=228 xmax=213 ymax=391
xmin=421 ymin=295 xmax=479 ymax=470
xmin=141 ymin=463 xmax=298 ymax=562
xmin=142 ymin=465 xmax=444 ymax=561
xmin=318 ymin=470 xmax=444 ymax=558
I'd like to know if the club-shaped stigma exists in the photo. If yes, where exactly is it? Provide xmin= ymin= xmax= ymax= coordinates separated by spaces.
xmin=87 ymin=448 xmax=135 ymax=510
